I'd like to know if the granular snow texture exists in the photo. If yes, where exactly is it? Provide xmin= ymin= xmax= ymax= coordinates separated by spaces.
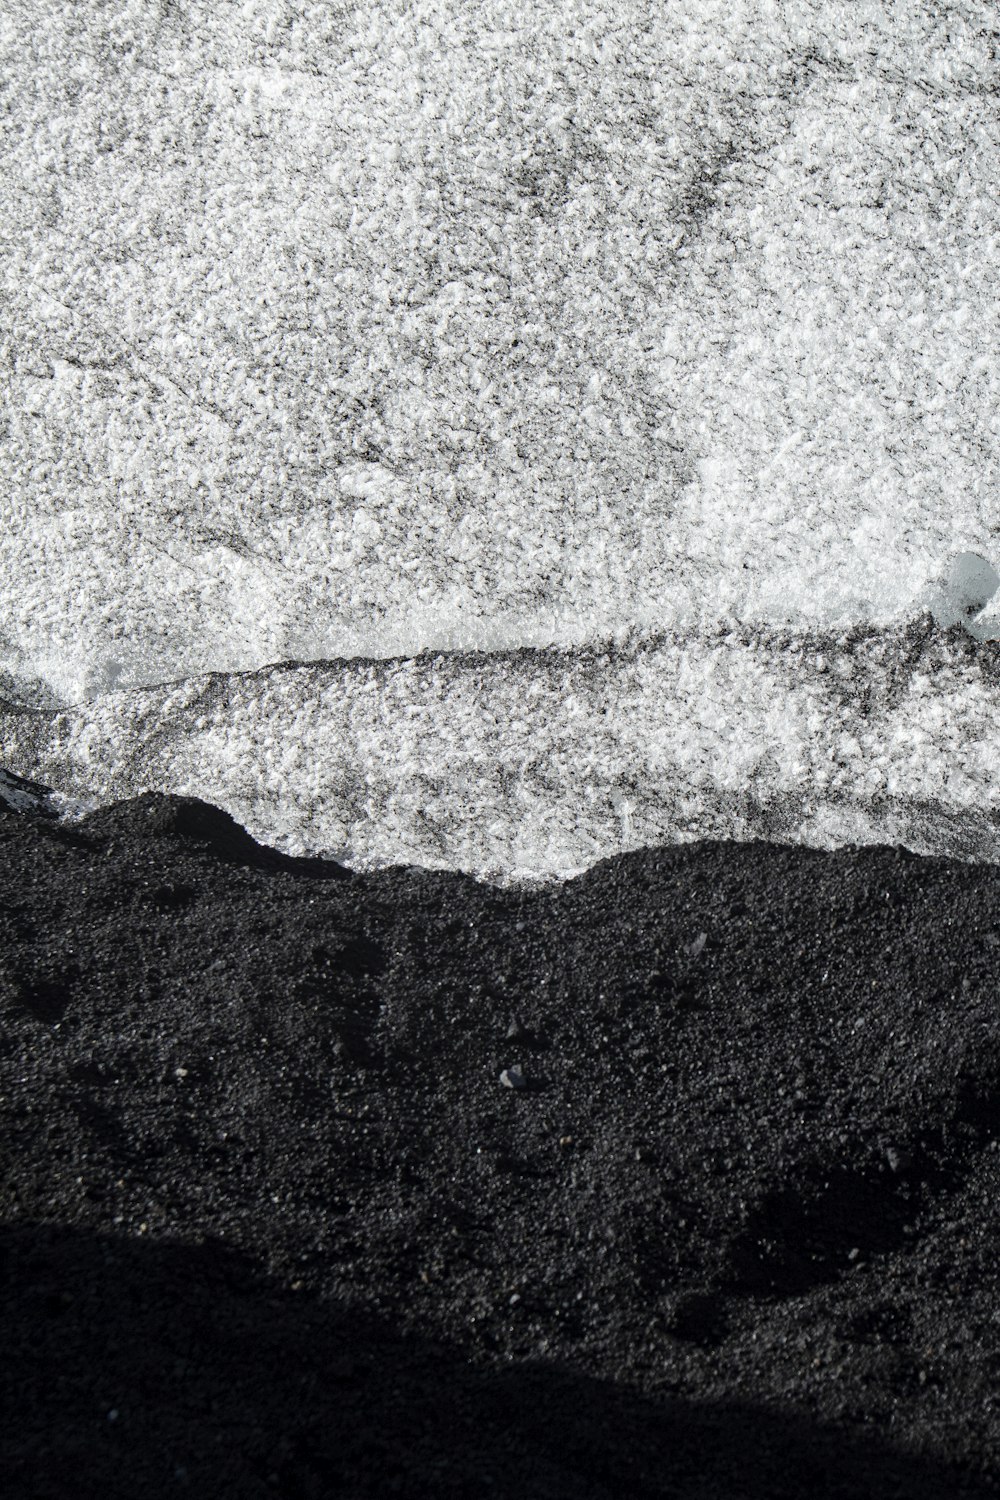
xmin=6 ymin=1 xmax=1000 ymax=704
xmin=3 ymin=788 xmax=1000 ymax=1496
xmin=9 ymin=616 xmax=1000 ymax=887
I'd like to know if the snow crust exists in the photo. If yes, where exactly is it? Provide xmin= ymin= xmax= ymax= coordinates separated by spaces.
xmin=4 ymin=2 xmax=1000 ymax=702
xmin=4 ymin=1 xmax=1000 ymax=880
xmin=4 ymin=624 xmax=1000 ymax=886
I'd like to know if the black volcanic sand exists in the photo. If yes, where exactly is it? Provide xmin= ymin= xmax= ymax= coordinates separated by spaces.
xmin=4 ymin=793 xmax=1000 ymax=1497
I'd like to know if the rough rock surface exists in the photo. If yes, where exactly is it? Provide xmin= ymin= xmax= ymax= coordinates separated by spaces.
xmin=3 ymin=787 xmax=1000 ymax=1497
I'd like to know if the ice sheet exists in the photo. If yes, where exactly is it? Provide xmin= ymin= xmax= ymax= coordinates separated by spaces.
xmin=4 ymin=2 xmax=1000 ymax=702
xmin=3 ymin=1 xmax=1000 ymax=879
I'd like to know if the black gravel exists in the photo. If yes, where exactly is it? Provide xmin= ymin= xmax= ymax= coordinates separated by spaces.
xmin=3 ymin=788 xmax=1000 ymax=1497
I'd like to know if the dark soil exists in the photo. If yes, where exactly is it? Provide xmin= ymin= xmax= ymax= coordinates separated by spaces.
xmin=3 ymin=787 xmax=1000 ymax=1497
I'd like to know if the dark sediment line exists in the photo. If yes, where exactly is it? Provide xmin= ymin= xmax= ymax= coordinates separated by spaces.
xmin=3 ymin=610 xmax=998 ymax=712
xmin=3 ymin=787 xmax=1000 ymax=1496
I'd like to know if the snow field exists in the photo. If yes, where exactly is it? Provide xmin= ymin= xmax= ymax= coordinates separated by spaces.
xmin=4 ymin=1 xmax=1000 ymax=702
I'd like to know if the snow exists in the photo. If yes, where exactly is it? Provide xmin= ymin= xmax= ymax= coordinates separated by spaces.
xmin=3 ymin=1 xmax=1000 ymax=881
xmin=4 ymin=623 xmax=1000 ymax=886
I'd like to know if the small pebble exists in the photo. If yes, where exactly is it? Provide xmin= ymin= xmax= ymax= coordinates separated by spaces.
xmin=500 ymin=1066 xmax=527 ymax=1090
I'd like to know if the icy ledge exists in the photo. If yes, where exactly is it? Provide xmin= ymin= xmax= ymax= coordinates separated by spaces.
xmin=2 ymin=615 xmax=1000 ymax=887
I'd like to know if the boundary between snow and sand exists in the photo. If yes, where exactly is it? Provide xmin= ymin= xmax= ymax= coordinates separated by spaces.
xmin=3 ymin=614 xmax=1000 ymax=888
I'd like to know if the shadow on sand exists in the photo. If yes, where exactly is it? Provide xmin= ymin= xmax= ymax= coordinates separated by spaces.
xmin=0 ymin=1222 xmax=989 ymax=1500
